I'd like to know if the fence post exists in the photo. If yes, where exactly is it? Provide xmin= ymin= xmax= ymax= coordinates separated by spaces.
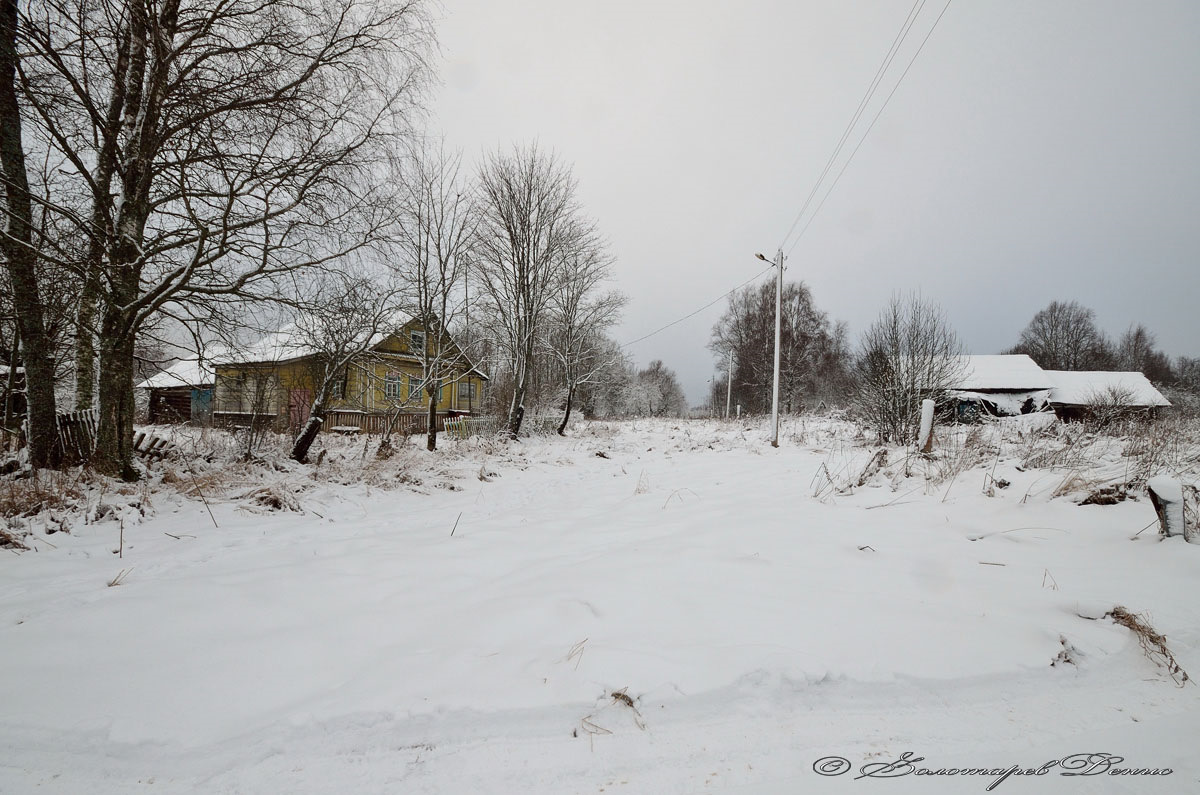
xmin=918 ymin=399 xmax=936 ymax=454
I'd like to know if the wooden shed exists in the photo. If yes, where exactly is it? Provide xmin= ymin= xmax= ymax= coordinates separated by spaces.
xmin=137 ymin=359 xmax=215 ymax=425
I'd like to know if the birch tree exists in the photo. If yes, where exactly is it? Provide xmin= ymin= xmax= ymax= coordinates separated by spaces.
xmin=545 ymin=247 xmax=625 ymax=434
xmin=14 ymin=0 xmax=430 ymax=477
xmin=475 ymin=144 xmax=594 ymax=437
xmin=709 ymin=281 xmax=848 ymax=415
xmin=395 ymin=142 xmax=476 ymax=451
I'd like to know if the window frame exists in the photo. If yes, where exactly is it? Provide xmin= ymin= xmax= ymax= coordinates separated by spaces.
xmin=384 ymin=371 xmax=403 ymax=400
xmin=409 ymin=330 xmax=426 ymax=354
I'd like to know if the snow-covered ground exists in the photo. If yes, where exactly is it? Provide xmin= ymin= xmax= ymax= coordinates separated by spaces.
xmin=2 ymin=417 xmax=1199 ymax=793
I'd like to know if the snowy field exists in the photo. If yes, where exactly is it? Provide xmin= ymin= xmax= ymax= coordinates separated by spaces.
xmin=2 ymin=416 xmax=1199 ymax=793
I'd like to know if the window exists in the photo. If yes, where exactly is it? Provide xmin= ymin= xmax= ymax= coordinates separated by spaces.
xmin=408 ymin=374 xmax=424 ymax=400
xmin=457 ymin=382 xmax=476 ymax=402
xmin=384 ymin=371 xmax=402 ymax=400
xmin=409 ymin=331 xmax=425 ymax=353
xmin=330 ymin=370 xmax=347 ymax=400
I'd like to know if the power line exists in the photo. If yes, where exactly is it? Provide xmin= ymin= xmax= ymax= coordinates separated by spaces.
xmin=619 ymin=2 xmax=954 ymax=355
xmin=779 ymin=0 xmax=927 ymax=253
xmin=786 ymin=0 xmax=954 ymax=258
xmin=621 ymin=265 xmax=775 ymax=349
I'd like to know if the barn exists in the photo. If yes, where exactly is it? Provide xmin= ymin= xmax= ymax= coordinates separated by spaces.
xmin=1045 ymin=370 xmax=1171 ymax=420
xmin=949 ymin=354 xmax=1053 ymax=420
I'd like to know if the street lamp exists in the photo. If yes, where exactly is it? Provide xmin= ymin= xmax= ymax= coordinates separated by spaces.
xmin=754 ymin=250 xmax=783 ymax=448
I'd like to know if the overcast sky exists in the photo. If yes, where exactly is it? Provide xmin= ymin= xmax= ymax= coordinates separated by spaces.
xmin=429 ymin=0 xmax=1200 ymax=404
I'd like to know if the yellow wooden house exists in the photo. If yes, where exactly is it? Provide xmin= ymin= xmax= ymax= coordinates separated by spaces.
xmin=211 ymin=316 xmax=487 ymax=433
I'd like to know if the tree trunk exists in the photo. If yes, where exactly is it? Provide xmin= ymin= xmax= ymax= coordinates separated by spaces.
xmin=426 ymin=388 xmax=437 ymax=451
xmin=73 ymin=278 xmax=98 ymax=409
xmin=557 ymin=383 xmax=574 ymax=435
xmin=290 ymin=414 xmax=324 ymax=463
xmin=75 ymin=29 xmax=130 ymax=411
xmin=507 ymin=335 xmax=536 ymax=437
xmin=1 ymin=324 xmax=16 ymax=434
xmin=1148 ymin=477 xmax=1186 ymax=540
xmin=0 ymin=0 xmax=60 ymax=468
xmin=507 ymin=384 xmax=524 ymax=438
xmin=290 ymin=387 xmax=330 ymax=463
xmin=94 ymin=324 xmax=137 ymax=479
xmin=92 ymin=0 xmax=177 ymax=477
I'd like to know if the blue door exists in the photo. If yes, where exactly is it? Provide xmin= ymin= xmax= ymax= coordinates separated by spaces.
xmin=191 ymin=388 xmax=213 ymax=424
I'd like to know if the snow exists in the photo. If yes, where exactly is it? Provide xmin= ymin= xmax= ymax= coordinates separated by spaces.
xmin=952 ymin=354 xmax=1051 ymax=391
xmin=1147 ymin=476 xmax=1186 ymax=538
xmin=954 ymin=389 xmax=1051 ymax=415
xmin=2 ymin=418 xmax=1199 ymax=792
xmin=1047 ymin=370 xmax=1171 ymax=407
xmin=214 ymin=312 xmax=415 ymax=366
xmin=135 ymin=358 xmax=214 ymax=390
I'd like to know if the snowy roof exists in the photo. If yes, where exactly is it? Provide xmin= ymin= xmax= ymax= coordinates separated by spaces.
xmin=137 ymin=358 xmax=215 ymax=390
xmin=1046 ymin=371 xmax=1171 ymax=407
xmin=213 ymin=311 xmax=416 ymax=366
xmin=951 ymin=355 xmax=1051 ymax=391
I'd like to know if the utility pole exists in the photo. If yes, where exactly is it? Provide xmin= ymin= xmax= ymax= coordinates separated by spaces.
xmin=754 ymin=250 xmax=784 ymax=447
xmin=725 ymin=349 xmax=732 ymax=419
xmin=772 ymin=248 xmax=782 ymax=448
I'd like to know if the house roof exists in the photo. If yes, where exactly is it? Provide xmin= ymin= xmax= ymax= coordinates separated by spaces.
xmin=1045 ymin=370 xmax=1171 ymax=407
xmin=951 ymin=355 xmax=1051 ymax=391
xmin=211 ymin=312 xmax=489 ymax=380
xmin=212 ymin=311 xmax=416 ymax=366
xmin=136 ymin=358 xmax=215 ymax=390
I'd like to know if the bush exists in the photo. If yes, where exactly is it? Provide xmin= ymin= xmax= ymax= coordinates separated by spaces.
xmin=853 ymin=294 xmax=965 ymax=444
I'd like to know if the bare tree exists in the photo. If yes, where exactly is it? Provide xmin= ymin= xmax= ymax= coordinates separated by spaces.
xmin=709 ymin=280 xmax=849 ymax=415
xmin=13 ymin=0 xmax=431 ymax=477
xmin=630 ymin=359 xmax=687 ymax=418
xmin=545 ymin=246 xmax=625 ymax=434
xmin=854 ymin=294 xmax=965 ymax=444
xmin=1117 ymin=324 xmax=1174 ymax=383
xmin=0 ymin=0 xmax=59 ymax=467
xmin=1009 ymin=300 xmax=1115 ymax=371
xmin=394 ymin=142 xmax=476 ymax=451
xmin=474 ymin=143 xmax=595 ymax=437
xmin=1177 ymin=357 xmax=1200 ymax=392
xmin=288 ymin=272 xmax=402 ymax=463
xmin=575 ymin=336 xmax=633 ymax=418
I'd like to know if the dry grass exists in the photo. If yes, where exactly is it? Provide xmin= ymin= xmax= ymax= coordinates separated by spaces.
xmin=1122 ymin=415 xmax=1200 ymax=481
xmin=107 ymin=567 xmax=132 ymax=587
xmin=0 ymin=521 xmax=29 ymax=550
xmin=1106 ymin=606 xmax=1190 ymax=687
xmin=238 ymin=484 xmax=305 ymax=513
xmin=0 ymin=470 xmax=85 ymax=519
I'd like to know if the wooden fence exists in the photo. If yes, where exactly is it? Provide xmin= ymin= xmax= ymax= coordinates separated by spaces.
xmin=443 ymin=416 xmax=503 ymax=440
xmin=324 ymin=410 xmax=448 ymax=436
xmin=10 ymin=409 xmax=177 ymax=464
xmin=56 ymin=409 xmax=98 ymax=462
xmin=441 ymin=415 xmax=560 ymax=439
